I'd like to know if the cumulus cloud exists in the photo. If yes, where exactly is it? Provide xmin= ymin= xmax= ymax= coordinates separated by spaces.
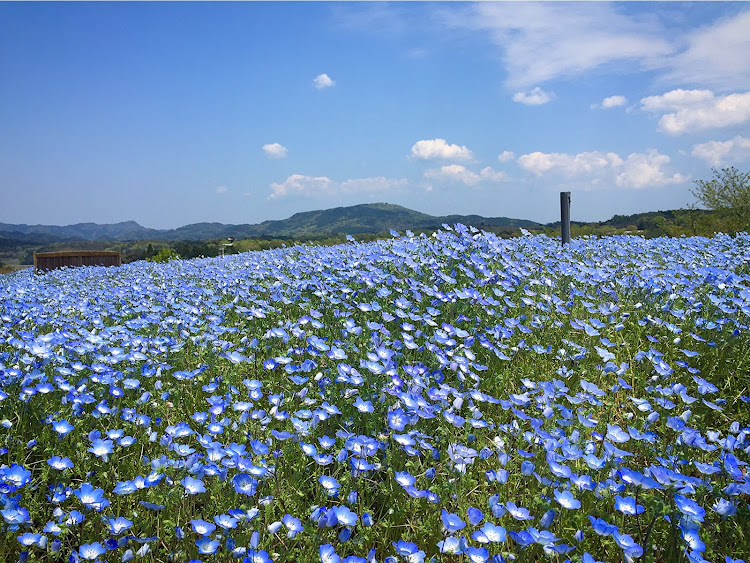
xmin=615 ymin=151 xmax=687 ymax=188
xmin=592 ymin=95 xmax=627 ymax=109
xmin=424 ymin=164 xmax=506 ymax=186
xmin=268 ymin=174 xmax=406 ymax=199
xmin=512 ymin=87 xmax=554 ymax=105
xmin=262 ymin=143 xmax=288 ymax=159
xmin=497 ymin=150 xmax=515 ymax=162
xmin=410 ymin=138 xmax=473 ymax=160
xmin=313 ymin=73 xmax=335 ymax=89
xmin=517 ymin=149 xmax=686 ymax=189
xmin=640 ymin=89 xmax=750 ymax=135
xmin=216 ymin=185 xmax=228 ymax=194
xmin=692 ymin=136 xmax=750 ymax=166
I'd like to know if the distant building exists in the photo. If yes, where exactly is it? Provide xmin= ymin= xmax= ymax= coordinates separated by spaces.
xmin=34 ymin=250 xmax=121 ymax=272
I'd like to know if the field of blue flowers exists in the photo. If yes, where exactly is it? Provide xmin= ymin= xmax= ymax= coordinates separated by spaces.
xmin=1 ymin=226 xmax=749 ymax=563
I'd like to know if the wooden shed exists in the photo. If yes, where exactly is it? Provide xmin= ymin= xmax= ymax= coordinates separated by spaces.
xmin=34 ymin=250 xmax=122 ymax=272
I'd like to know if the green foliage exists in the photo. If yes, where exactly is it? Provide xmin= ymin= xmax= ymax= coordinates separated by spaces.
xmin=146 ymin=247 xmax=180 ymax=263
xmin=692 ymin=167 xmax=750 ymax=231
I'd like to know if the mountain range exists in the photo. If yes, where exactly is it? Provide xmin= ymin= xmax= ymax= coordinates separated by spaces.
xmin=0 ymin=203 xmax=541 ymax=243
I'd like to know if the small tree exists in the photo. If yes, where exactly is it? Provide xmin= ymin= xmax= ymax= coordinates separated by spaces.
xmin=692 ymin=166 xmax=750 ymax=221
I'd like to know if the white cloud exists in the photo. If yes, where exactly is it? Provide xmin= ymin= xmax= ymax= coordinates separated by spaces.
xmin=641 ymin=89 xmax=750 ymax=135
xmin=424 ymin=164 xmax=506 ymax=186
xmin=615 ymin=150 xmax=687 ymax=189
xmin=268 ymin=174 xmax=406 ymax=199
xmin=410 ymin=138 xmax=473 ymax=160
xmin=517 ymin=149 xmax=686 ymax=189
xmin=262 ymin=143 xmax=288 ymax=159
xmin=442 ymin=5 xmax=750 ymax=92
xmin=512 ymin=87 xmax=554 ymax=106
xmin=449 ymin=2 xmax=673 ymax=90
xmin=692 ymin=136 xmax=750 ymax=166
xmin=663 ymin=11 xmax=750 ymax=91
xmin=216 ymin=185 xmax=228 ymax=194
xmin=313 ymin=73 xmax=335 ymax=89
xmin=497 ymin=150 xmax=515 ymax=162
xmin=598 ymin=95 xmax=628 ymax=109
xmin=518 ymin=151 xmax=623 ymax=176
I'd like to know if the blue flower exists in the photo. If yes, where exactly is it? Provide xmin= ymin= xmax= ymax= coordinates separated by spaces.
xmin=78 ymin=542 xmax=106 ymax=560
xmin=441 ymin=509 xmax=466 ymax=532
xmin=46 ymin=456 xmax=74 ymax=470
xmin=181 ymin=476 xmax=206 ymax=495
xmin=320 ymin=543 xmax=341 ymax=563
xmin=554 ymin=489 xmax=581 ymax=510
xmin=614 ymin=495 xmax=645 ymax=515
xmin=105 ymin=516 xmax=133 ymax=535
xmin=674 ymin=494 xmax=705 ymax=522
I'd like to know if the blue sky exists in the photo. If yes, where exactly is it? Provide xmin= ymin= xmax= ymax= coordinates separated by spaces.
xmin=1 ymin=2 xmax=749 ymax=229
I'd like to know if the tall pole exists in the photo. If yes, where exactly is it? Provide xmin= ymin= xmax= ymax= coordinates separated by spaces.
xmin=560 ymin=191 xmax=571 ymax=245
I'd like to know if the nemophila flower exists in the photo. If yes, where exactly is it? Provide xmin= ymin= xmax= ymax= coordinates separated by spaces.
xmin=46 ymin=456 xmax=73 ymax=470
xmin=233 ymin=473 xmax=258 ymax=496
xmin=246 ymin=549 xmax=273 ymax=563
xmin=196 ymin=537 xmax=220 ymax=554
xmin=319 ymin=475 xmax=340 ymax=496
xmin=438 ymin=536 xmax=464 ymax=555
xmin=332 ymin=505 xmax=358 ymax=527
xmin=78 ymin=542 xmax=106 ymax=560
xmin=589 ymin=516 xmax=618 ymax=536
xmin=320 ymin=543 xmax=341 ymax=563
xmin=713 ymin=498 xmax=738 ymax=518
xmin=613 ymin=531 xmax=643 ymax=558
xmin=506 ymin=501 xmax=533 ymax=521
xmin=2 ymin=464 xmax=32 ymax=488
xmin=181 ymin=476 xmax=206 ymax=495
xmin=191 ymin=519 xmax=216 ymax=536
xmin=614 ymin=495 xmax=645 ymax=515
xmin=674 ymin=494 xmax=706 ymax=522
xmin=467 ymin=506 xmax=484 ymax=526
xmin=17 ymin=532 xmax=46 ymax=548
xmin=51 ymin=419 xmax=74 ymax=436
xmin=540 ymin=509 xmax=555 ymax=529
xmin=139 ymin=501 xmax=164 ymax=511
xmin=87 ymin=438 xmax=114 ymax=460
xmin=74 ymin=483 xmax=109 ymax=511
xmin=441 ymin=509 xmax=466 ymax=532
xmin=214 ymin=514 xmax=238 ymax=529
xmin=554 ymin=489 xmax=580 ymax=510
xmin=472 ymin=522 xmax=506 ymax=543
xmin=387 ymin=409 xmax=408 ymax=431
xmin=105 ymin=516 xmax=133 ymax=535
xmin=393 ymin=540 xmax=426 ymax=562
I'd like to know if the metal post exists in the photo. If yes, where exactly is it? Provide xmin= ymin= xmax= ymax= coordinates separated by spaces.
xmin=560 ymin=191 xmax=571 ymax=245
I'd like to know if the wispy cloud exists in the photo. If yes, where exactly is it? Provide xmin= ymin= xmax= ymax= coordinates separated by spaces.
xmin=640 ymin=89 xmax=750 ymax=135
xmin=513 ymin=87 xmax=554 ymax=106
xmin=518 ymin=149 xmax=686 ymax=189
xmin=411 ymin=138 xmax=473 ymax=160
xmin=497 ymin=151 xmax=515 ymax=163
xmin=216 ymin=185 xmax=228 ymax=195
xmin=448 ymin=2 xmax=672 ymax=90
xmin=441 ymin=4 xmax=750 ymax=92
xmin=424 ymin=164 xmax=506 ymax=186
xmin=313 ymin=73 xmax=335 ymax=90
xmin=692 ymin=136 xmax=750 ymax=166
xmin=663 ymin=11 xmax=750 ymax=91
xmin=262 ymin=143 xmax=288 ymax=159
xmin=268 ymin=174 xmax=406 ymax=199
